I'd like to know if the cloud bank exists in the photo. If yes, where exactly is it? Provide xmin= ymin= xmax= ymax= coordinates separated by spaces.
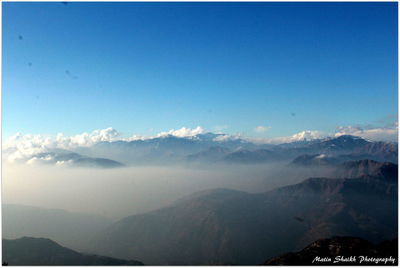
xmin=125 ymin=126 xmax=205 ymax=141
xmin=3 ymin=126 xmax=207 ymax=164
xmin=155 ymin=126 xmax=205 ymax=138
xmin=249 ymin=130 xmax=325 ymax=144
xmin=4 ymin=124 xmax=397 ymax=165
xmin=334 ymin=124 xmax=398 ymax=142
xmin=4 ymin=128 xmax=121 ymax=163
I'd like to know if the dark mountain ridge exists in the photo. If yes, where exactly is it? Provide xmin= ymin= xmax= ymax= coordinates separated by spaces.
xmin=2 ymin=204 xmax=112 ymax=252
xmin=2 ymin=237 xmax=143 ymax=265
xmin=291 ymin=156 xmax=397 ymax=180
xmin=31 ymin=151 xmax=124 ymax=168
xmin=284 ymin=136 xmax=397 ymax=164
xmin=91 ymin=160 xmax=397 ymax=265
xmin=264 ymin=236 xmax=398 ymax=265
xmin=337 ymin=159 xmax=397 ymax=180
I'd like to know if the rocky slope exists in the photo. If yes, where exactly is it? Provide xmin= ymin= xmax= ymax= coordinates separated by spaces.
xmin=264 ymin=236 xmax=398 ymax=265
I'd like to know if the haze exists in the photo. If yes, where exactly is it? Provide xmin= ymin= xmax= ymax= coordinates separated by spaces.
xmin=3 ymin=162 xmax=332 ymax=219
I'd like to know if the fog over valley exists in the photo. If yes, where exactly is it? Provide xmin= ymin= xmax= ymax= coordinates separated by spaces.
xmin=3 ymin=2 xmax=397 ymax=264
xmin=3 ymin=162 xmax=333 ymax=219
xmin=3 ymin=128 xmax=396 ymax=219
xmin=2 ymin=129 xmax=397 ymax=264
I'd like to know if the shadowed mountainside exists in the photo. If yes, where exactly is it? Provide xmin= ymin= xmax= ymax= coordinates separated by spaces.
xmin=264 ymin=236 xmax=398 ymax=265
xmin=2 ymin=237 xmax=143 ymax=265
xmin=336 ymin=159 xmax=397 ymax=180
xmin=291 ymin=157 xmax=397 ymax=180
xmin=91 ymin=160 xmax=397 ymax=265
xmin=2 ymin=204 xmax=112 ymax=252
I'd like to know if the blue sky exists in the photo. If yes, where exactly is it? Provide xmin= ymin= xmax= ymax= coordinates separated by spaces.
xmin=3 ymin=2 xmax=398 ymax=139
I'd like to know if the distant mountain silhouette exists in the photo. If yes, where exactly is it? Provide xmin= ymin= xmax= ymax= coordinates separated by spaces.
xmin=91 ymin=160 xmax=397 ymax=265
xmin=196 ymin=135 xmax=396 ymax=165
xmin=75 ymin=134 xmax=397 ymax=165
xmin=291 ymin=156 xmax=398 ymax=180
xmin=207 ymin=135 xmax=396 ymax=164
xmin=31 ymin=151 xmax=124 ymax=168
xmin=5 ymin=133 xmax=396 ymax=166
xmin=186 ymin=146 xmax=232 ymax=162
xmin=2 ymin=237 xmax=143 ymax=265
xmin=79 ymin=133 xmax=264 ymax=165
xmin=301 ymin=136 xmax=397 ymax=163
xmin=285 ymin=136 xmax=397 ymax=163
xmin=310 ymin=135 xmax=370 ymax=151
xmin=219 ymin=135 xmax=397 ymax=164
xmin=2 ymin=204 xmax=112 ymax=252
xmin=223 ymin=149 xmax=286 ymax=164
xmin=264 ymin=236 xmax=398 ymax=265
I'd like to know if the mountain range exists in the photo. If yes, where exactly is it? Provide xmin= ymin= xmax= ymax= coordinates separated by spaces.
xmin=73 ymin=134 xmax=397 ymax=166
xmin=3 ymin=141 xmax=397 ymax=265
xmin=2 ymin=237 xmax=143 ymax=265
xmin=89 ymin=159 xmax=397 ymax=265
xmin=6 ymin=134 xmax=396 ymax=167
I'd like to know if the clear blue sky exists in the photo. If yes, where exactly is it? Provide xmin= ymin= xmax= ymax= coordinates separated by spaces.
xmin=3 ymin=2 xmax=398 ymax=138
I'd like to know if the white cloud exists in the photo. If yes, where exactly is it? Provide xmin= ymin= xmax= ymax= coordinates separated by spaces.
xmin=254 ymin=126 xmax=271 ymax=133
xmin=213 ymin=133 xmax=243 ymax=142
xmin=126 ymin=126 xmax=206 ymax=141
xmin=4 ymin=133 xmax=55 ymax=163
xmin=334 ymin=124 xmax=398 ymax=142
xmin=4 ymin=127 xmax=121 ymax=163
xmin=249 ymin=124 xmax=398 ymax=145
xmin=5 ymin=123 xmax=397 ymax=165
xmin=156 ymin=126 xmax=205 ymax=138
xmin=124 ymin=135 xmax=149 ymax=142
xmin=4 ymin=127 xmax=207 ymax=164
xmin=288 ymin=130 xmax=325 ymax=142
xmin=250 ymin=130 xmax=326 ymax=144
xmin=26 ymin=154 xmax=56 ymax=165
xmin=55 ymin=160 xmax=74 ymax=167
xmin=56 ymin=127 xmax=120 ymax=148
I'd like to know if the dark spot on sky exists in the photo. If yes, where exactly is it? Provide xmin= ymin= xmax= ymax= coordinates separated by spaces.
xmin=18 ymin=35 xmax=23 ymax=40
xmin=61 ymin=2 xmax=68 ymax=5
xmin=291 ymin=112 xmax=296 ymax=117
xmin=28 ymin=62 xmax=32 ymax=67
xmin=65 ymin=70 xmax=78 ymax=80
xmin=293 ymin=216 xmax=304 ymax=222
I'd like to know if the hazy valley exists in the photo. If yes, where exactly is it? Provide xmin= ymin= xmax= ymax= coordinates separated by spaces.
xmin=2 ymin=133 xmax=398 ymax=265
xmin=3 ymin=2 xmax=397 ymax=265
